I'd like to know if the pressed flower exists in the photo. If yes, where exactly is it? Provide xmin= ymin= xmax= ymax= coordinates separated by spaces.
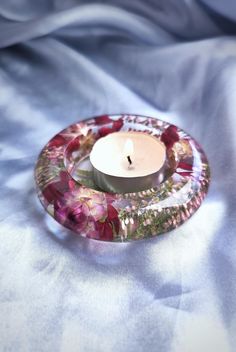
xmin=95 ymin=220 xmax=113 ymax=241
xmin=98 ymin=118 xmax=124 ymax=137
xmin=48 ymin=134 xmax=67 ymax=148
xmin=42 ymin=170 xmax=76 ymax=204
xmin=95 ymin=115 xmax=113 ymax=125
xmin=161 ymin=125 xmax=179 ymax=149
xmin=53 ymin=186 xmax=120 ymax=240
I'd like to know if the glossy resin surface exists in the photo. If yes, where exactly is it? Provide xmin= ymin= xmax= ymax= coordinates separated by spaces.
xmin=35 ymin=115 xmax=210 ymax=241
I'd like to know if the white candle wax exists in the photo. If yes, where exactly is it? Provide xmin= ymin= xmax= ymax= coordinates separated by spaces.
xmin=90 ymin=131 xmax=166 ymax=193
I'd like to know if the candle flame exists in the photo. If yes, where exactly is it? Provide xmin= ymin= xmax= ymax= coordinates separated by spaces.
xmin=124 ymin=138 xmax=134 ymax=157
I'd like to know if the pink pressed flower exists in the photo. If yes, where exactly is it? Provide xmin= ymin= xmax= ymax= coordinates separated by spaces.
xmin=93 ymin=204 xmax=119 ymax=241
xmin=95 ymin=115 xmax=113 ymax=125
xmin=95 ymin=221 xmax=114 ymax=241
xmin=98 ymin=118 xmax=124 ymax=137
xmin=161 ymin=125 xmax=179 ymax=149
xmin=178 ymin=161 xmax=193 ymax=171
xmin=48 ymin=134 xmax=67 ymax=148
xmin=71 ymin=188 xmax=107 ymax=219
xmin=54 ymin=200 xmax=89 ymax=234
xmin=53 ymin=186 xmax=120 ymax=240
xmin=42 ymin=171 xmax=76 ymax=204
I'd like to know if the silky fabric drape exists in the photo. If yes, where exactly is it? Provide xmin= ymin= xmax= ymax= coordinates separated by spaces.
xmin=0 ymin=1 xmax=236 ymax=351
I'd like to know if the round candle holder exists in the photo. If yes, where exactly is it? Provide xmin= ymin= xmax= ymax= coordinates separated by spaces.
xmin=35 ymin=114 xmax=210 ymax=242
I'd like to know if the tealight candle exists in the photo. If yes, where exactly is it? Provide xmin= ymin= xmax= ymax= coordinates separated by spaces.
xmin=90 ymin=131 xmax=166 ymax=193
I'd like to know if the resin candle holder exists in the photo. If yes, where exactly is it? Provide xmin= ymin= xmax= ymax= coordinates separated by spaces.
xmin=35 ymin=114 xmax=210 ymax=242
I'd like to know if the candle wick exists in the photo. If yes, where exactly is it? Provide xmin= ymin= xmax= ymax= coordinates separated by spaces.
xmin=127 ymin=155 xmax=132 ymax=165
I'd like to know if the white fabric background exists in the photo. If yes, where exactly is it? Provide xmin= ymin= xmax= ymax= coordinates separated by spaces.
xmin=0 ymin=1 xmax=236 ymax=351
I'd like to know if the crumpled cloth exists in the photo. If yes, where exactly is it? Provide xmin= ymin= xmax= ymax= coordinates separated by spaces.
xmin=0 ymin=1 xmax=236 ymax=351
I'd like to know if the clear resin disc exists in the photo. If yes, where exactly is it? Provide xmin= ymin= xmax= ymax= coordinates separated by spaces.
xmin=35 ymin=115 xmax=210 ymax=242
